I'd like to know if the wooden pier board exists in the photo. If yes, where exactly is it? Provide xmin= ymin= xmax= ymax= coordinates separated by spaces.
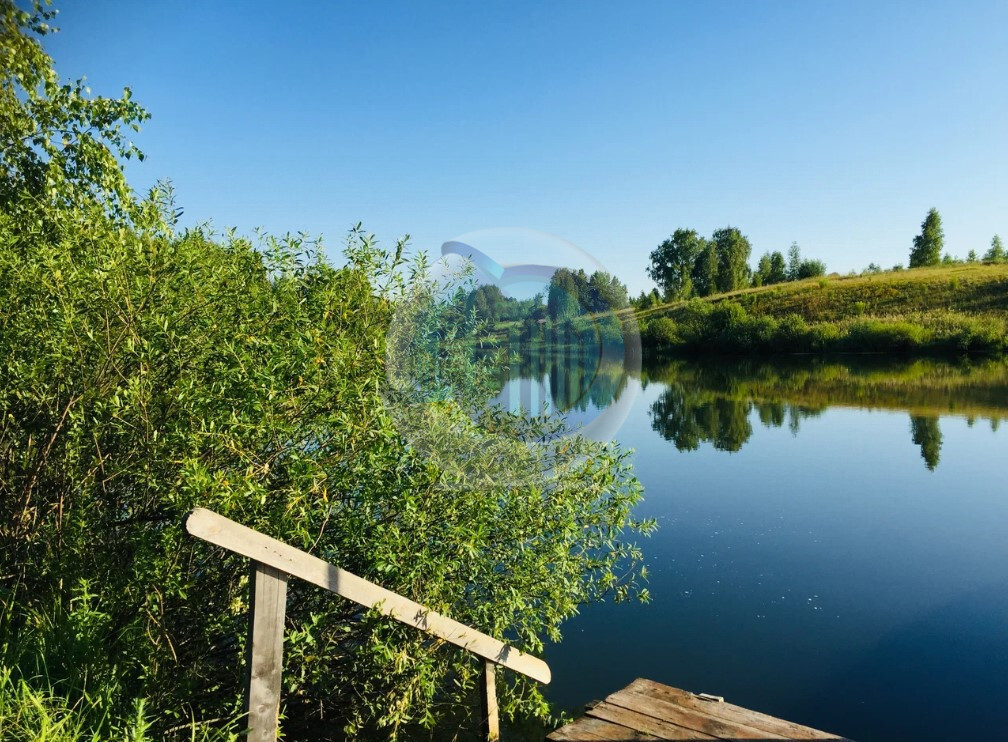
xmin=548 ymin=679 xmax=851 ymax=741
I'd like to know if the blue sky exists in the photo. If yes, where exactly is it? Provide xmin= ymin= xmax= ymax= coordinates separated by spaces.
xmin=46 ymin=1 xmax=1008 ymax=294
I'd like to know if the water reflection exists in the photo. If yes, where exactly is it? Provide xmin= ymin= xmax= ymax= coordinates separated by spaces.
xmin=495 ymin=345 xmax=631 ymax=419
xmin=534 ymin=354 xmax=1008 ymax=741
xmin=909 ymin=416 xmax=943 ymax=471
xmin=642 ymin=357 xmax=1008 ymax=470
xmin=497 ymin=354 xmax=1008 ymax=470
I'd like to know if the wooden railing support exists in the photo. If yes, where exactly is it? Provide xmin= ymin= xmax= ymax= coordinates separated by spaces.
xmin=185 ymin=508 xmax=549 ymax=742
xmin=244 ymin=562 xmax=287 ymax=742
xmin=480 ymin=659 xmax=500 ymax=741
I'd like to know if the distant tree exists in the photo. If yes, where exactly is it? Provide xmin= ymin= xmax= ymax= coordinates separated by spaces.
xmin=967 ymin=249 xmax=978 ymax=263
xmin=864 ymin=262 xmax=882 ymax=275
xmin=648 ymin=229 xmax=706 ymax=300
xmin=795 ymin=258 xmax=827 ymax=279
xmin=768 ymin=251 xmax=788 ymax=283
xmin=467 ymin=283 xmax=506 ymax=322
xmin=984 ymin=234 xmax=1005 ymax=263
xmin=548 ymin=269 xmax=628 ymax=317
xmin=547 ymin=268 xmax=585 ymax=319
xmin=754 ymin=251 xmax=787 ymax=287
xmin=691 ymin=239 xmax=720 ymax=297
xmin=784 ymin=242 xmax=826 ymax=280
xmin=753 ymin=253 xmax=771 ymax=287
xmin=711 ymin=227 xmax=752 ymax=293
xmin=587 ymin=271 xmax=629 ymax=311
xmin=787 ymin=242 xmax=802 ymax=280
xmin=909 ymin=208 xmax=944 ymax=268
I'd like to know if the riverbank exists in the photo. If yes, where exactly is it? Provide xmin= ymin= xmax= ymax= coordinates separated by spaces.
xmin=636 ymin=264 xmax=1008 ymax=357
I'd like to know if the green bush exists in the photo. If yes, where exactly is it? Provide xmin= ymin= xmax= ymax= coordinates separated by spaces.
xmin=843 ymin=320 xmax=928 ymax=352
xmin=0 ymin=7 xmax=652 ymax=739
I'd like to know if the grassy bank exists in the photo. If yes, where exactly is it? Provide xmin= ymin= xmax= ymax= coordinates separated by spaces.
xmin=637 ymin=264 xmax=1008 ymax=356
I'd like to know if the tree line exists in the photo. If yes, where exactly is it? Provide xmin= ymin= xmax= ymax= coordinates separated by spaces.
xmin=460 ymin=268 xmax=630 ymax=324
xmin=546 ymin=268 xmax=629 ymax=319
xmin=642 ymin=226 xmax=826 ymax=306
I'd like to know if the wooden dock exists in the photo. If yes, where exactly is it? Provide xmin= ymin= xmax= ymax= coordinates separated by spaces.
xmin=548 ymin=679 xmax=851 ymax=741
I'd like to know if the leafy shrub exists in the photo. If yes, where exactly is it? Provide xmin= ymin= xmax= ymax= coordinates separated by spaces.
xmin=0 ymin=7 xmax=653 ymax=740
xmin=843 ymin=320 xmax=927 ymax=352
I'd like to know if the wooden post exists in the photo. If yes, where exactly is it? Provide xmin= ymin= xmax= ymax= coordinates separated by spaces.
xmin=244 ymin=561 xmax=288 ymax=741
xmin=480 ymin=659 xmax=500 ymax=741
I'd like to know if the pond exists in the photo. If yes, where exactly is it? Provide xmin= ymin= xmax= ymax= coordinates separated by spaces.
xmin=498 ymin=355 xmax=1008 ymax=741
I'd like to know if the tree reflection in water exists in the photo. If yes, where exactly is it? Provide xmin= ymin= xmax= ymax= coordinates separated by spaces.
xmin=499 ymin=355 xmax=1008 ymax=471
xmin=642 ymin=357 xmax=1008 ymax=471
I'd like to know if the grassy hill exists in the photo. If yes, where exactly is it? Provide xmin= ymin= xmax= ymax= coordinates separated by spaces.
xmin=636 ymin=264 xmax=1008 ymax=356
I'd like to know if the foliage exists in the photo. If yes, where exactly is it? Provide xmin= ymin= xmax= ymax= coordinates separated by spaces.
xmin=464 ymin=283 xmax=543 ymax=323
xmin=650 ymin=231 xmax=825 ymax=299
xmin=985 ymin=234 xmax=1005 ymax=263
xmin=692 ymin=238 xmax=719 ymax=298
xmin=909 ymin=208 xmax=944 ymax=268
xmin=784 ymin=242 xmax=826 ymax=281
xmin=711 ymin=226 xmax=752 ymax=293
xmin=631 ymin=288 xmax=662 ymax=310
xmin=588 ymin=270 xmax=629 ymax=311
xmin=753 ymin=250 xmax=787 ymax=287
xmin=546 ymin=268 xmax=628 ymax=319
xmin=647 ymin=228 xmax=706 ymax=300
xmin=0 ymin=0 xmax=148 ymax=223
xmin=638 ymin=292 xmax=1008 ymax=357
xmin=0 ymin=6 xmax=652 ymax=740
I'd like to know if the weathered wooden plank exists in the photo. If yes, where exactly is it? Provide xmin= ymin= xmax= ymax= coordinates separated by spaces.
xmin=244 ymin=562 xmax=287 ymax=742
xmin=480 ymin=659 xmax=500 ymax=741
xmin=548 ymin=716 xmax=662 ymax=741
xmin=586 ymin=700 xmax=719 ymax=740
xmin=185 ymin=508 xmax=550 ymax=684
xmin=622 ymin=680 xmax=848 ymax=740
xmin=604 ymin=688 xmax=783 ymax=740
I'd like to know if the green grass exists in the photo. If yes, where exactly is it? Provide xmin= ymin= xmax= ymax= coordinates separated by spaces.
xmin=636 ymin=264 xmax=1008 ymax=356
xmin=0 ymin=667 xmax=240 ymax=742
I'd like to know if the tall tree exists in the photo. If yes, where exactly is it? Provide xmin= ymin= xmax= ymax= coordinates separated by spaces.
xmin=547 ymin=268 xmax=591 ymax=319
xmin=647 ymin=229 xmax=706 ymax=300
xmin=787 ymin=242 xmax=802 ymax=281
xmin=985 ymin=234 xmax=1005 ymax=263
xmin=711 ymin=227 xmax=752 ymax=293
xmin=909 ymin=208 xmax=944 ymax=268
xmin=753 ymin=253 xmax=772 ymax=287
xmin=768 ymin=251 xmax=788 ymax=284
xmin=587 ymin=271 xmax=629 ymax=311
xmin=754 ymin=251 xmax=788 ymax=286
xmin=691 ymin=239 xmax=720 ymax=297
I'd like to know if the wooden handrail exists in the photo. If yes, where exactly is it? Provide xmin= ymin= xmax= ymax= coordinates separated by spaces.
xmin=185 ymin=507 xmax=550 ymax=740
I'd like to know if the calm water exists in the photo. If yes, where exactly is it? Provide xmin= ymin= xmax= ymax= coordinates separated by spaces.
xmin=499 ymin=356 xmax=1008 ymax=741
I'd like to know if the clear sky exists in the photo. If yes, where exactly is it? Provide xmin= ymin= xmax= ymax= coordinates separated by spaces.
xmin=46 ymin=1 xmax=1008 ymax=294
